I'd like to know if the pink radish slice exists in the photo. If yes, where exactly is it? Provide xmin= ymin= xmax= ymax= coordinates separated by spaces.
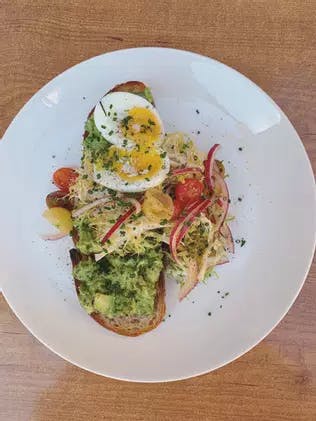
xmin=172 ymin=167 xmax=203 ymax=176
xmin=170 ymin=199 xmax=212 ymax=264
xmin=213 ymin=171 xmax=229 ymax=228
xmin=220 ymin=224 xmax=235 ymax=254
xmin=101 ymin=206 xmax=135 ymax=244
xmin=204 ymin=144 xmax=220 ymax=190
xmin=40 ymin=232 xmax=67 ymax=241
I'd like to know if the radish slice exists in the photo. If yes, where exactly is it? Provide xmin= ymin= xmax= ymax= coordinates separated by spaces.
xmin=172 ymin=167 xmax=203 ymax=176
xmin=220 ymin=224 xmax=234 ymax=253
xmin=40 ymin=232 xmax=67 ymax=241
xmin=170 ymin=199 xmax=212 ymax=263
xmin=126 ymin=198 xmax=142 ymax=214
xmin=72 ymin=198 xmax=114 ymax=218
xmin=204 ymin=144 xmax=220 ymax=190
xmin=217 ymin=256 xmax=229 ymax=265
xmin=178 ymin=260 xmax=199 ymax=301
xmin=213 ymin=171 xmax=229 ymax=227
xmin=176 ymin=199 xmax=212 ymax=247
xmin=72 ymin=197 xmax=141 ymax=218
xmin=101 ymin=206 xmax=135 ymax=244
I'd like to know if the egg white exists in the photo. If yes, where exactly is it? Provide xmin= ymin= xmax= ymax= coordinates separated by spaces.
xmin=94 ymin=92 xmax=164 ymax=149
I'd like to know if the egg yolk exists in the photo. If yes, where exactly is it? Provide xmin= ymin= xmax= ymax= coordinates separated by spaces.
xmin=104 ymin=145 xmax=163 ymax=183
xmin=121 ymin=107 xmax=162 ymax=146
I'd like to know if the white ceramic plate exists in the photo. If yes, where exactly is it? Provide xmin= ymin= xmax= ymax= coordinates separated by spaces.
xmin=1 ymin=48 xmax=315 ymax=382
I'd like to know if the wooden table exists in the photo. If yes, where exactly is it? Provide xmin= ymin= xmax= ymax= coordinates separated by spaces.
xmin=1 ymin=1 xmax=315 ymax=420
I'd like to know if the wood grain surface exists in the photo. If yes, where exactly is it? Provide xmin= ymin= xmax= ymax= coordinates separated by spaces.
xmin=0 ymin=1 xmax=315 ymax=420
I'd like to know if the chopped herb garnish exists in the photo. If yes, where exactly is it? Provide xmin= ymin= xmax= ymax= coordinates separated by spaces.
xmin=145 ymin=177 xmax=150 ymax=181
xmin=108 ymin=130 xmax=113 ymax=136
xmin=160 ymin=151 xmax=167 ymax=158
xmin=148 ymin=164 xmax=152 ymax=171
xmin=121 ymin=115 xmax=132 ymax=128
xmin=148 ymin=118 xmax=155 ymax=126
xmin=240 ymin=239 xmax=246 ymax=247
xmin=96 ymin=173 xmax=101 ymax=179
xmin=82 ymin=174 xmax=88 ymax=179
xmin=101 ymin=125 xmax=106 ymax=129
xmin=109 ymin=104 xmax=113 ymax=109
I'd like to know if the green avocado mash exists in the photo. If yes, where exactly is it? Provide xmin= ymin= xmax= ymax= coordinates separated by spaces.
xmin=83 ymin=117 xmax=111 ymax=162
xmin=73 ymin=217 xmax=103 ymax=255
xmin=73 ymin=247 xmax=163 ymax=318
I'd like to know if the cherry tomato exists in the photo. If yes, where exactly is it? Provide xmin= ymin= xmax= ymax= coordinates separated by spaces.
xmin=173 ymin=178 xmax=204 ymax=219
xmin=46 ymin=190 xmax=74 ymax=210
xmin=53 ymin=168 xmax=78 ymax=192
xmin=172 ymin=198 xmax=183 ymax=219
xmin=175 ymin=178 xmax=204 ymax=206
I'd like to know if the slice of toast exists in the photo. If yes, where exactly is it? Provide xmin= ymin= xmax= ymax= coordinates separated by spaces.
xmin=70 ymin=249 xmax=166 ymax=337
xmin=72 ymin=81 xmax=166 ymax=336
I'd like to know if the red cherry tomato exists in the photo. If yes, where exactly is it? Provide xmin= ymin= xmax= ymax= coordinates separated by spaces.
xmin=53 ymin=168 xmax=78 ymax=192
xmin=175 ymin=178 xmax=204 ymax=206
xmin=173 ymin=178 xmax=204 ymax=219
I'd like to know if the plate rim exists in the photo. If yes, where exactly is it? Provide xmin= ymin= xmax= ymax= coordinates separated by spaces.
xmin=1 ymin=47 xmax=316 ymax=382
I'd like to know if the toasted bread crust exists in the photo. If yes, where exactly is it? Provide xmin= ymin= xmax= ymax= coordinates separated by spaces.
xmin=90 ymin=272 xmax=165 ymax=336
xmin=70 ymin=248 xmax=165 ymax=337
xmin=85 ymin=80 xmax=152 ymax=123
xmin=108 ymin=81 xmax=147 ymax=95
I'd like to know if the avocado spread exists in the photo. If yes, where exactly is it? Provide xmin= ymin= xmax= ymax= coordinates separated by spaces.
xmin=73 ymin=247 xmax=163 ymax=318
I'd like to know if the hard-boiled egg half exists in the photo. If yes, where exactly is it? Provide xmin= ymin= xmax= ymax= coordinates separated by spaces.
xmin=93 ymin=92 xmax=169 ymax=192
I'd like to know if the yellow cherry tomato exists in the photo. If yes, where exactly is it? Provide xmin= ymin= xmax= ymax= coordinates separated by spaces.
xmin=43 ymin=207 xmax=73 ymax=234
xmin=142 ymin=188 xmax=174 ymax=223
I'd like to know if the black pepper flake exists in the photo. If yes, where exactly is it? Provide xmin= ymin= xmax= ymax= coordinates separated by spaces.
xmin=208 ymin=312 xmax=212 ymax=316
xmin=228 ymin=199 xmax=231 ymax=204
xmin=192 ymin=301 xmax=195 ymax=304
xmin=238 ymin=147 xmax=243 ymax=151
xmin=217 ymin=290 xmax=220 ymax=294
xmin=220 ymin=305 xmax=223 ymax=308
xmin=52 ymin=155 xmax=56 ymax=159
xmin=197 ymin=130 xmax=200 ymax=134
xmin=196 ymin=109 xmax=200 ymax=114
xmin=238 ymin=197 xmax=242 ymax=202
xmin=83 ymin=96 xmax=86 ymax=100
xmin=168 ymin=314 xmax=171 ymax=318
xmin=225 ymin=292 xmax=229 ymax=296
xmin=240 ymin=239 xmax=246 ymax=247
